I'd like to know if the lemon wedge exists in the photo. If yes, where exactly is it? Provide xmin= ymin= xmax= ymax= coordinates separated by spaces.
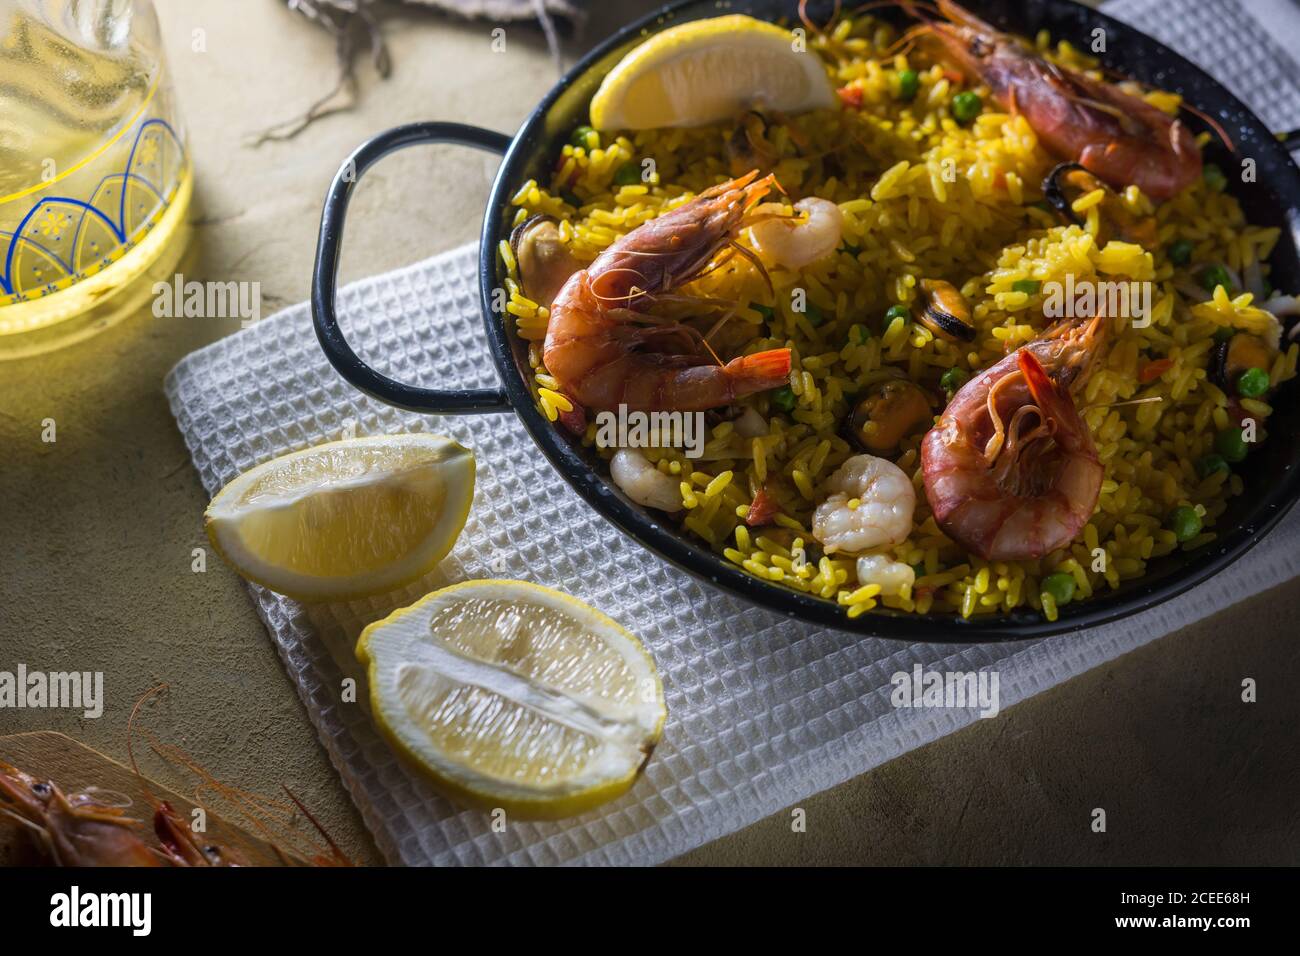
xmin=589 ymin=14 xmax=836 ymax=130
xmin=205 ymin=434 xmax=475 ymax=602
xmin=357 ymin=580 xmax=667 ymax=818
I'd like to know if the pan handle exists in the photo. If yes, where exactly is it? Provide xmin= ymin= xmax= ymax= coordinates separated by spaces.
xmin=311 ymin=122 xmax=514 ymax=414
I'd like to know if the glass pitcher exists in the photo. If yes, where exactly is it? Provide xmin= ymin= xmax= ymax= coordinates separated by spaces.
xmin=0 ymin=0 xmax=191 ymax=357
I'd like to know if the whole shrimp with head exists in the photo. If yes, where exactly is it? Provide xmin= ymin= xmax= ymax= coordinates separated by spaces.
xmin=541 ymin=170 xmax=793 ymax=413
xmin=921 ymin=314 xmax=1108 ymax=561
xmin=0 ymin=760 xmax=165 ymax=866
xmin=907 ymin=0 xmax=1201 ymax=200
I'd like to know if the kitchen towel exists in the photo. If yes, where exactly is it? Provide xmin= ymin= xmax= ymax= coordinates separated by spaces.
xmin=165 ymin=0 xmax=1300 ymax=865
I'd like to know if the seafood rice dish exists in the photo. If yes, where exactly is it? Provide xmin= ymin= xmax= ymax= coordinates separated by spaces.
xmin=497 ymin=1 xmax=1299 ymax=622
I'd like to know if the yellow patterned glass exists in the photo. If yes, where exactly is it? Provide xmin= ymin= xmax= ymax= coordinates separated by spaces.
xmin=0 ymin=0 xmax=191 ymax=357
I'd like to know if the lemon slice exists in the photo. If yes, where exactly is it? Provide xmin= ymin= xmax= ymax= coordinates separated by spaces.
xmin=205 ymin=434 xmax=475 ymax=602
xmin=589 ymin=14 xmax=836 ymax=130
xmin=357 ymin=580 xmax=667 ymax=818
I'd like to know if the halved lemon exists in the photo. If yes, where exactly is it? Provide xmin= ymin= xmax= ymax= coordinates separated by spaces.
xmin=205 ymin=434 xmax=475 ymax=602
xmin=357 ymin=580 xmax=667 ymax=818
xmin=589 ymin=14 xmax=837 ymax=130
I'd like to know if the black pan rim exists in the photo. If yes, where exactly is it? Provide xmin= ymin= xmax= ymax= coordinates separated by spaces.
xmin=476 ymin=0 xmax=1300 ymax=642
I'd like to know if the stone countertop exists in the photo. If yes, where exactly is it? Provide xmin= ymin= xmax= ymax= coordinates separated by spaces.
xmin=0 ymin=0 xmax=1296 ymax=867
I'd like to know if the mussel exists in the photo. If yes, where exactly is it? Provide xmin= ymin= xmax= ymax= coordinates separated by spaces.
xmin=848 ymin=378 xmax=934 ymax=455
xmin=1212 ymin=331 xmax=1276 ymax=394
xmin=1041 ymin=162 xmax=1157 ymax=246
xmin=509 ymin=214 xmax=581 ymax=309
xmin=914 ymin=279 xmax=977 ymax=342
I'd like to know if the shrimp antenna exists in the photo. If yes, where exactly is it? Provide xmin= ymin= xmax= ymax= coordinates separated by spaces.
xmin=727 ymin=240 xmax=774 ymax=297
xmin=1178 ymin=100 xmax=1235 ymax=154
xmin=798 ymin=0 xmax=840 ymax=38
xmin=877 ymin=22 xmax=931 ymax=59
xmin=282 ymin=786 xmax=351 ymax=866
xmin=1081 ymin=395 xmax=1163 ymax=412
xmin=126 ymin=682 xmax=171 ymax=808
xmin=852 ymin=1 xmax=942 ymax=23
xmin=589 ymin=267 xmax=650 ymax=304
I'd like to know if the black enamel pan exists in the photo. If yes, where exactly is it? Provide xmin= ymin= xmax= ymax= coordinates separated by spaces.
xmin=311 ymin=0 xmax=1300 ymax=641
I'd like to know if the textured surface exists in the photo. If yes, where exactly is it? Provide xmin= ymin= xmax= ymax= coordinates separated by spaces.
xmin=164 ymin=232 xmax=1300 ymax=864
xmin=4 ymin=0 xmax=1297 ymax=869
xmin=160 ymin=0 xmax=1300 ymax=867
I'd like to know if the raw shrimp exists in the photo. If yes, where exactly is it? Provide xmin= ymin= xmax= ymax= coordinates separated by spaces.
xmin=0 ymin=761 xmax=166 ymax=866
xmin=609 ymin=449 xmax=682 ymax=512
xmin=749 ymin=196 xmax=844 ymax=269
xmin=153 ymin=800 xmax=241 ymax=866
xmin=921 ymin=316 xmax=1107 ymax=560
xmin=544 ymin=171 xmax=793 ymax=412
xmin=812 ymin=454 xmax=916 ymax=553
xmin=909 ymin=0 xmax=1201 ymax=200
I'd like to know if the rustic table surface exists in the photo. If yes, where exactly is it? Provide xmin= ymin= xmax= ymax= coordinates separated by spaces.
xmin=1 ymin=0 xmax=1296 ymax=866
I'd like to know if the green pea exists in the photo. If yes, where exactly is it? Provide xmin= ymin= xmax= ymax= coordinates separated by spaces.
xmin=1041 ymin=571 xmax=1076 ymax=606
xmin=884 ymin=303 xmax=910 ymax=325
xmin=895 ymin=69 xmax=919 ymax=102
xmin=612 ymin=161 xmax=642 ymax=186
xmin=1201 ymin=264 xmax=1233 ymax=294
xmin=1214 ymin=426 xmax=1249 ymax=463
xmin=1012 ymin=279 xmax=1041 ymax=295
xmin=1169 ymin=505 xmax=1203 ymax=543
xmin=1195 ymin=454 xmax=1229 ymax=479
xmin=569 ymin=125 xmax=598 ymax=149
xmin=911 ymin=562 xmax=927 ymax=578
xmin=1237 ymin=367 xmax=1270 ymax=398
xmin=940 ymin=367 xmax=969 ymax=394
xmin=1212 ymin=325 xmax=1235 ymax=344
xmin=851 ymin=323 xmax=871 ymax=344
xmin=1167 ymin=239 xmax=1194 ymax=266
xmin=771 ymin=385 xmax=796 ymax=413
xmin=751 ymin=302 xmax=775 ymax=320
xmin=804 ymin=302 xmax=826 ymax=326
xmin=1203 ymin=163 xmax=1228 ymax=192
xmin=951 ymin=91 xmax=982 ymax=123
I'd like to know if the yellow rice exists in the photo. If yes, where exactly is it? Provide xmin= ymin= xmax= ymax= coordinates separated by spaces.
xmin=497 ymin=15 xmax=1298 ymax=620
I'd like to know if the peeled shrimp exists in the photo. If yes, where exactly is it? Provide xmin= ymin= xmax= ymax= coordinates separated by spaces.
xmin=812 ymin=454 xmax=916 ymax=554
xmin=748 ymin=197 xmax=844 ymax=270
xmin=609 ymin=449 xmax=682 ymax=512
xmin=544 ymin=171 xmax=792 ymax=413
xmin=855 ymin=553 xmax=916 ymax=596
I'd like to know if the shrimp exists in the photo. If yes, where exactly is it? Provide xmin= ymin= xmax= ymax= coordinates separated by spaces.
xmin=908 ymin=0 xmax=1201 ymax=200
xmin=543 ymin=170 xmax=793 ymax=412
xmin=609 ymin=449 xmax=682 ymax=512
xmin=749 ymin=197 xmax=844 ymax=270
xmin=920 ymin=316 xmax=1107 ymax=560
xmin=0 ymin=761 xmax=166 ymax=866
xmin=153 ymin=801 xmax=241 ymax=866
xmin=855 ymin=553 xmax=916 ymax=596
xmin=812 ymin=453 xmax=916 ymax=553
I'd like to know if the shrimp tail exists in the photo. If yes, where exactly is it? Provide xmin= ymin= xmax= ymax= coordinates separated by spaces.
xmin=728 ymin=348 xmax=792 ymax=392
